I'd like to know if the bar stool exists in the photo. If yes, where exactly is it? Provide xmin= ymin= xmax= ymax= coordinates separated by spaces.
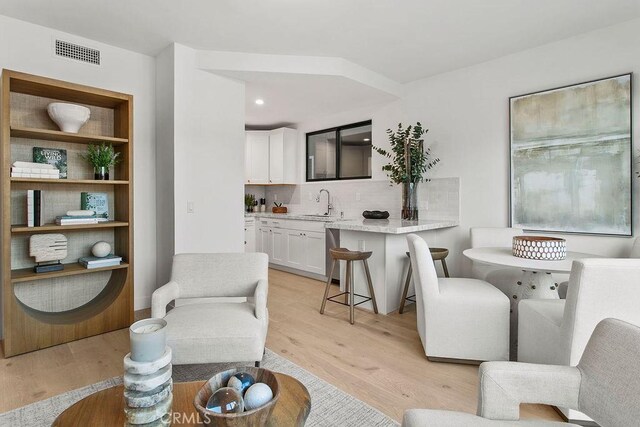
xmin=320 ymin=247 xmax=379 ymax=325
xmin=398 ymin=247 xmax=449 ymax=314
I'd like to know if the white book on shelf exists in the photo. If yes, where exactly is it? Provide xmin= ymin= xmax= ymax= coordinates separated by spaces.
xmin=27 ymin=190 xmax=34 ymax=227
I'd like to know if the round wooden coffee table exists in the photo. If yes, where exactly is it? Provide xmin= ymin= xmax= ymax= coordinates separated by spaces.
xmin=53 ymin=372 xmax=311 ymax=426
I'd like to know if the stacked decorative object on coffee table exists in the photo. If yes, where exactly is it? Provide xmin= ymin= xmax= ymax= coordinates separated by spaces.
xmin=123 ymin=319 xmax=173 ymax=426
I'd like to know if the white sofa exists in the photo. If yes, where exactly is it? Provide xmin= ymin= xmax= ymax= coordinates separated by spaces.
xmin=151 ymin=253 xmax=269 ymax=365
xmin=402 ymin=318 xmax=640 ymax=427
xmin=518 ymin=258 xmax=640 ymax=423
xmin=407 ymin=234 xmax=510 ymax=362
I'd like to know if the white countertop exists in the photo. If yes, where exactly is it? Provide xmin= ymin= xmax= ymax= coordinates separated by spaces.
xmin=325 ymin=218 xmax=459 ymax=234
xmin=245 ymin=213 xmax=340 ymax=222
xmin=246 ymin=213 xmax=458 ymax=234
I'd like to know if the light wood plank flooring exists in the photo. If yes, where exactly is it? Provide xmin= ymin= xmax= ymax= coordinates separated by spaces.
xmin=0 ymin=269 xmax=561 ymax=423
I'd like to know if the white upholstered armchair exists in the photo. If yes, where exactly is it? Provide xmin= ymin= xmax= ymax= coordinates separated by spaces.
xmin=151 ymin=253 xmax=269 ymax=365
xmin=402 ymin=318 xmax=640 ymax=427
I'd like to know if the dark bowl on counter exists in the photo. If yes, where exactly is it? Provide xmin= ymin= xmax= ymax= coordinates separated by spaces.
xmin=362 ymin=210 xmax=390 ymax=220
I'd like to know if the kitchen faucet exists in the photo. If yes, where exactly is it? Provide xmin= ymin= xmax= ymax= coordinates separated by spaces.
xmin=316 ymin=189 xmax=333 ymax=216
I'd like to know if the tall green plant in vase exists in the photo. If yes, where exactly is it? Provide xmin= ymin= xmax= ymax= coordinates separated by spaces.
xmin=374 ymin=122 xmax=439 ymax=220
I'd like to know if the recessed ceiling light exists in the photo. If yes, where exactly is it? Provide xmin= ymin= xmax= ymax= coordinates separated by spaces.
xmin=255 ymin=99 xmax=264 ymax=105
xmin=363 ymin=138 xmax=370 ymax=141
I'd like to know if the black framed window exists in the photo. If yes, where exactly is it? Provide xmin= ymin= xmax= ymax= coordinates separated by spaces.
xmin=306 ymin=121 xmax=372 ymax=181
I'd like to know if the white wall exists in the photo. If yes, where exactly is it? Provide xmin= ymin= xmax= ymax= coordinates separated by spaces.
xmin=155 ymin=45 xmax=175 ymax=288
xmin=0 ymin=15 xmax=157 ymax=309
xmin=155 ymin=44 xmax=245 ymax=285
xmin=289 ymin=18 xmax=640 ymax=276
xmin=404 ymin=18 xmax=640 ymax=275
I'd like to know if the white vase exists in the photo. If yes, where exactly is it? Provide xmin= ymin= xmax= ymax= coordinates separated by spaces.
xmin=47 ymin=102 xmax=90 ymax=133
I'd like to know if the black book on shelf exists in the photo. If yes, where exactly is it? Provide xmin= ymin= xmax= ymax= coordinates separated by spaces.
xmin=34 ymin=190 xmax=41 ymax=226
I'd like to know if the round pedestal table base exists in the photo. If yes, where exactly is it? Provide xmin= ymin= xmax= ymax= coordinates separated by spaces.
xmin=509 ymin=270 xmax=560 ymax=360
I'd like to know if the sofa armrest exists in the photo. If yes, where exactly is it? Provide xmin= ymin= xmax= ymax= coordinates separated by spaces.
xmin=254 ymin=279 xmax=268 ymax=320
xmin=477 ymin=361 xmax=581 ymax=421
xmin=151 ymin=281 xmax=180 ymax=318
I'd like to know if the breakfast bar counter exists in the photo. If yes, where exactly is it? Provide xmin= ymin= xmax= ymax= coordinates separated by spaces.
xmin=325 ymin=219 xmax=459 ymax=314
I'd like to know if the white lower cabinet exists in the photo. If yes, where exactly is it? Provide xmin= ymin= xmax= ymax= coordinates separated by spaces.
xmin=271 ymin=228 xmax=287 ymax=265
xmin=285 ymin=230 xmax=306 ymax=270
xmin=244 ymin=221 xmax=256 ymax=252
xmin=255 ymin=218 xmax=326 ymax=276
xmin=303 ymin=231 xmax=326 ymax=275
xmin=257 ymin=226 xmax=271 ymax=257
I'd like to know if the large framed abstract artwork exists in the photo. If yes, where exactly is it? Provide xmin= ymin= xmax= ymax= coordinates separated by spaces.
xmin=510 ymin=74 xmax=632 ymax=236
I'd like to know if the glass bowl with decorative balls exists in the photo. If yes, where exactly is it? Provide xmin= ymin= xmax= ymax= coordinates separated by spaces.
xmin=194 ymin=367 xmax=280 ymax=427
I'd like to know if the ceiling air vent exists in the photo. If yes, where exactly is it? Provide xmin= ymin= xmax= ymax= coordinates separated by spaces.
xmin=55 ymin=40 xmax=100 ymax=65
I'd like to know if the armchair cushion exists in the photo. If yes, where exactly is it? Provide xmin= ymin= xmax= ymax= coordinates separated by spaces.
xmin=164 ymin=302 xmax=268 ymax=365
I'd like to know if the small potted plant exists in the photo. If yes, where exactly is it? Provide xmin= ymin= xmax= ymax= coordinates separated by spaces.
xmin=245 ymin=194 xmax=256 ymax=213
xmin=80 ymin=143 xmax=121 ymax=180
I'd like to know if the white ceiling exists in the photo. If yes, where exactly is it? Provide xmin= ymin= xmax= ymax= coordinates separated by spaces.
xmin=213 ymin=71 xmax=396 ymax=129
xmin=1 ymin=0 xmax=638 ymax=83
xmin=2 ymin=0 xmax=638 ymax=128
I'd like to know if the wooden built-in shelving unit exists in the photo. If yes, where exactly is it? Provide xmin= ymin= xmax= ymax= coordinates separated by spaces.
xmin=1 ymin=69 xmax=134 ymax=357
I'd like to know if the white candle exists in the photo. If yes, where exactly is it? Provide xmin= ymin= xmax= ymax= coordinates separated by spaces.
xmin=129 ymin=319 xmax=167 ymax=362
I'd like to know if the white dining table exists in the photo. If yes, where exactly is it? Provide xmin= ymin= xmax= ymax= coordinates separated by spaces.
xmin=463 ymin=247 xmax=601 ymax=300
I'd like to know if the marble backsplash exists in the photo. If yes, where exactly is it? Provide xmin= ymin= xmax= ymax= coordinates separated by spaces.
xmin=249 ymin=177 xmax=459 ymax=221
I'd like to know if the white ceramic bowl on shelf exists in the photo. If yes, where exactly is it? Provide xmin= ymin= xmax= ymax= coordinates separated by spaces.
xmin=47 ymin=102 xmax=91 ymax=133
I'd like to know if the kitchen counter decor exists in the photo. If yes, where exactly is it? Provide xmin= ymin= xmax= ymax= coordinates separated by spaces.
xmin=362 ymin=210 xmax=390 ymax=219
xmin=512 ymin=236 xmax=566 ymax=260
xmin=272 ymin=202 xmax=287 ymax=214
xmin=374 ymin=122 xmax=439 ymax=220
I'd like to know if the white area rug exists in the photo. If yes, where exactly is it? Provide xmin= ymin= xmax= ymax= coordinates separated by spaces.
xmin=0 ymin=349 xmax=399 ymax=426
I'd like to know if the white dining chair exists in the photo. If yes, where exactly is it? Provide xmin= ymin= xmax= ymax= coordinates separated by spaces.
xmin=557 ymin=236 xmax=640 ymax=298
xmin=518 ymin=258 xmax=640 ymax=424
xmin=407 ymin=234 xmax=510 ymax=362
xmin=469 ymin=227 xmax=524 ymax=296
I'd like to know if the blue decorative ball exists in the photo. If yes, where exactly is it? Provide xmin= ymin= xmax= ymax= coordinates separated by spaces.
xmin=206 ymin=387 xmax=244 ymax=414
xmin=227 ymin=372 xmax=255 ymax=396
xmin=243 ymin=383 xmax=273 ymax=411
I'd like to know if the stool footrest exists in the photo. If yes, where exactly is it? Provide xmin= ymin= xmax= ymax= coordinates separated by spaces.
xmin=326 ymin=292 xmax=374 ymax=307
xmin=405 ymin=294 xmax=416 ymax=303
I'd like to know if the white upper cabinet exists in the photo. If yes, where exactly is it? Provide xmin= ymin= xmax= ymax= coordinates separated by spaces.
xmin=245 ymin=131 xmax=270 ymax=184
xmin=246 ymin=128 xmax=297 ymax=185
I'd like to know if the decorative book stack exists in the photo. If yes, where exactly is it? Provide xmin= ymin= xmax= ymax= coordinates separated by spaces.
xmin=55 ymin=209 xmax=109 ymax=225
xmin=79 ymin=254 xmax=122 ymax=269
xmin=26 ymin=190 xmax=45 ymax=227
xmin=11 ymin=161 xmax=60 ymax=179
xmin=81 ymin=192 xmax=109 ymax=218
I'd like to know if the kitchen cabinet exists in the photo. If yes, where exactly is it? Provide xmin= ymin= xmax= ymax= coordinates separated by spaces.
xmin=257 ymin=226 xmax=271 ymax=257
xmin=270 ymin=228 xmax=287 ymax=265
xmin=303 ymin=231 xmax=326 ymax=275
xmin=285 ymin=230 xmax=306 ymax=270
xmin=245 ymin=128 xmax=296 ymax=185
xmin=245 ymin=131 xmax=270 ymax=184
xmin=244 ymin=218 xmax=256 ymax=252
xmin=255 ymin=218 xmax=326 ymax=276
